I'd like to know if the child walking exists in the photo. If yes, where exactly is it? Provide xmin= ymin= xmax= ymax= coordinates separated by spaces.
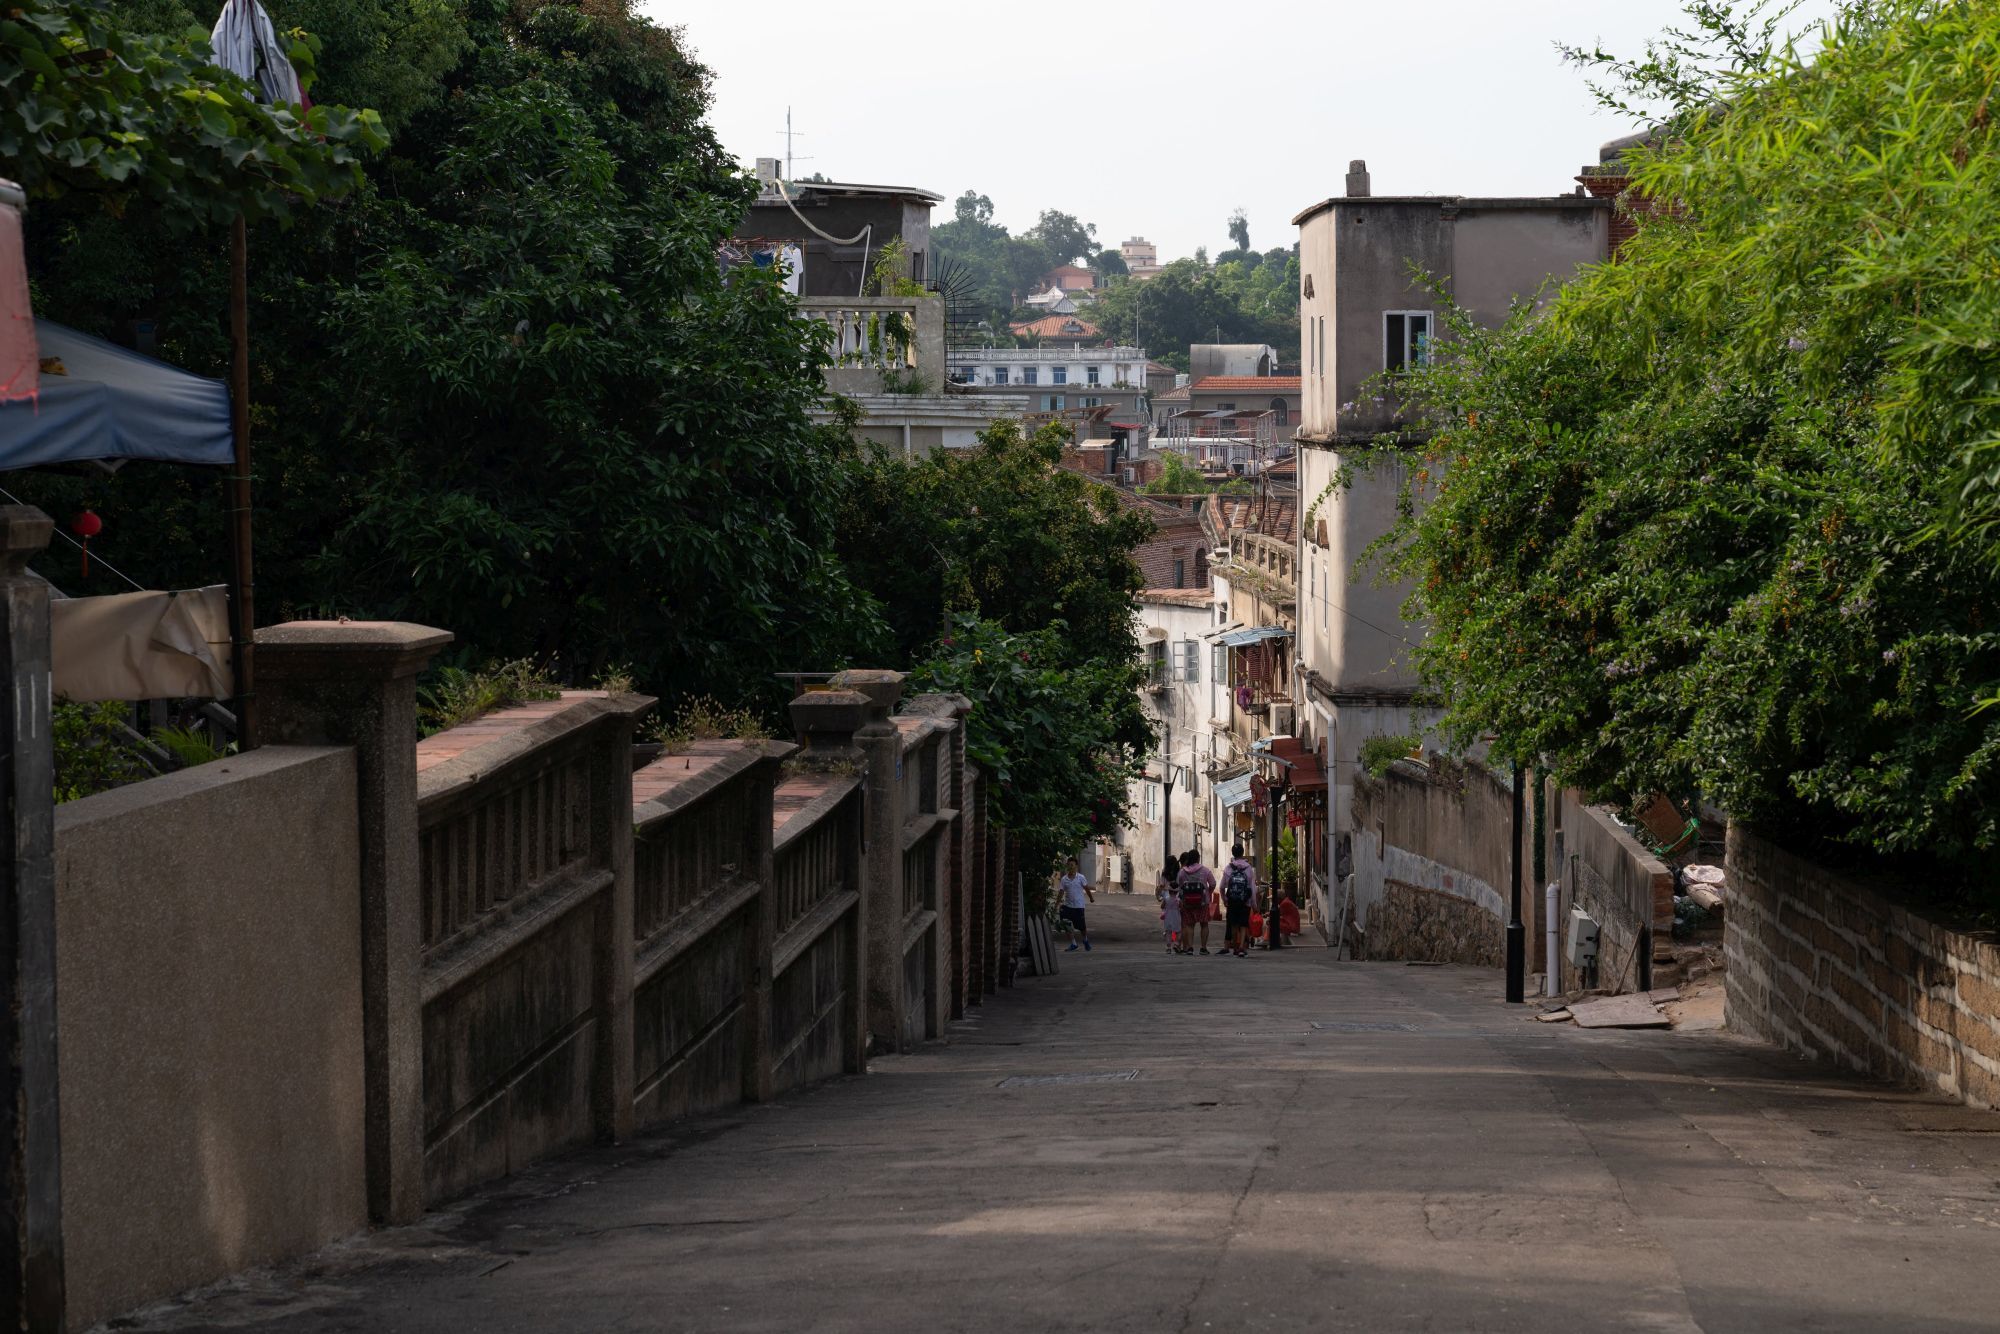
xmin=1156 ymin=863 xmax=1183 ymax=953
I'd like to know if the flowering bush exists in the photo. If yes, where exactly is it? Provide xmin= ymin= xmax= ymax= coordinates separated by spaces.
xmin=1373 ymin=0 xmax=2000 ymax=887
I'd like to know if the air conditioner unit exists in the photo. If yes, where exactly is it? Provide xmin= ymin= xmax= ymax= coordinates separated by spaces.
xmin=1270 ymin=703 xmax=1295 ymax=733
xmin=1565 ymin=907 xmax=1600 ymax=968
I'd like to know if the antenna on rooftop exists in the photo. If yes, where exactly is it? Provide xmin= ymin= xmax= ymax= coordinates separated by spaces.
xmin=775 ymin=106 xmax=813 ymax=180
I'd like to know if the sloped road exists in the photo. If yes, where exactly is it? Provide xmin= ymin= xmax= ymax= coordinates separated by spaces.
xmin=124 ymin=899 xmax=2000 ymax=1332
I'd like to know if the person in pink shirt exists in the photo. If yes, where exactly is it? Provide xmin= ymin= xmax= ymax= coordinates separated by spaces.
xmin=1175 ymin=849 xmax=1216 ymax=955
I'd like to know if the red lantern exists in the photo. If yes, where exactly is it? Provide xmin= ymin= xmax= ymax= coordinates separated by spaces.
xmin=70 ymin=509 xmax=102 ymax=576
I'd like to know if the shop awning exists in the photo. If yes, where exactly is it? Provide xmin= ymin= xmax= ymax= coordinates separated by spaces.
xmin=1217 ymin=625 xmax=1291 ymax=648
xmin=0 ymin=321 xmax=233 ymax=470
xmin=1215 ymin=772 xmax=1255 ymax=809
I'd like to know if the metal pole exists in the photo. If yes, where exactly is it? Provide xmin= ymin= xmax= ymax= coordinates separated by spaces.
xmin=1266 ymin=791 xmax=1283 ymax=949
xmin=0 ymin=506 xmax=66 ymax=1332
xmin=227 ymin=215 xmax=258 ymax=749
xmin=1160 ymin=723 xmax=1174 ymax=876
xmin=1506 ymin=759 xmax=1526 ymax=1002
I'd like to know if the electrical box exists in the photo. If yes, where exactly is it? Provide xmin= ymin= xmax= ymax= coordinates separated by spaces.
xmin=1566 ymin=907 xmax=1600 ymax=969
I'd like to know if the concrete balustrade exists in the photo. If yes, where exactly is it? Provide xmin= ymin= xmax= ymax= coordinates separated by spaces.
xmin=30 ymin=630 xmax=1023 ymax=1329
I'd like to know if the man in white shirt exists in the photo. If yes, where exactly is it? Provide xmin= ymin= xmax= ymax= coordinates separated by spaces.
xmin=1058 ymin=858 xmax=1095 ymax=952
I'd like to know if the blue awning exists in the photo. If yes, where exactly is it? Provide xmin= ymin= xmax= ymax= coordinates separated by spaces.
xmin=1215 ymin=772 xmax=1255 ymax=809
xmin=1217 ymin=625 xmax=1292 ymax=648
xmin=0 ymin=321 xmax=233 ymax=470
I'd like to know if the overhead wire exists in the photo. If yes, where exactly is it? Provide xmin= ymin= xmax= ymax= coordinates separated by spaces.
xmin=0 ymin=483 xmax=148 ymax=594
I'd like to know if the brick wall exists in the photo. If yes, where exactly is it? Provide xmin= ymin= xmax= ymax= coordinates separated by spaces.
xmin=1726 ymin=824 xmax=2000 ymax=1110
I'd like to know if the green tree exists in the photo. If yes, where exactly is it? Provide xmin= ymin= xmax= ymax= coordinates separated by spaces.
xmin=22 ymin=0 xmax=878 ymax=712
xmin=3 ymin=0 xmax=383 ymax=223
xmin=1373 ymin=0 xmax=2000 ymax=887
xmin=1226 ymin=208 xmax=1249 ymax=252
xmin=834 ymin=420 xmax=1154 ymax=676
xmin=913 ymin=616 xmax=1149 ymax=879
xmin=1026 ymin=208 xmax=1097 ymax=266
xmin=1092 ymin=249 xmax=1129 ymax=279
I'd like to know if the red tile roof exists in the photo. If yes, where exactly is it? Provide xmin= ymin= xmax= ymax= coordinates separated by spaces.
xmin=1192 ymin=376 xmax=1302 ymax=393
xmin=1008 ymin=314 xmax=1103 ymax=340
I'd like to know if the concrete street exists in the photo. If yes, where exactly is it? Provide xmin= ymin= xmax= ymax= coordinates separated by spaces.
xmin=129 ymin=899 xmax=2000 ymax=1333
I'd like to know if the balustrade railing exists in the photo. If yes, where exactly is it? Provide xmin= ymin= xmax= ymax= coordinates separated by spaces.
xmin=801 ymin=299 xmax=922 ymax=371
xmin=418 ymin=741 xmax=594 ymax=955
xmin=633 ymin=782 xmax=756 ymax=946
xmin=773 ymin=808 xmax=847 ymax=939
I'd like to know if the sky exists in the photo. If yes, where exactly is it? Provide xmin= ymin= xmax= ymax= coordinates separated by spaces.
xmin=650 ymin=0 xmax=1843 ymax=264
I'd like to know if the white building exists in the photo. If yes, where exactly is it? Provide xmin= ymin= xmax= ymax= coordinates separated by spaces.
xmin=1115 ymin=589 xmax=1221 ymax=892
xmin=949 ymin=346 xmax=1147 ymax=391
xmin=1292 ymin=158 xmax=1608 ymax=932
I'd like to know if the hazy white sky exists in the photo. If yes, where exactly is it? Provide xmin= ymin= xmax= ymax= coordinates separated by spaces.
xmin=653 ymin=0 xmax=1841 ymax=262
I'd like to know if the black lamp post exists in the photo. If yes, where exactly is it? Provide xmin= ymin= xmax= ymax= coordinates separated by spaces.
xmin=1158 ymin=723 xmax=1185 ymax=878
xmin=1506 ymin=759 xmax=1526 ymax=1002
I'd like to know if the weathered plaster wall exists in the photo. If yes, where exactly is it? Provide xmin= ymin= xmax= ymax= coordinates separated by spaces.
xmin=1348 ymin=760 xmax=1518 ymax=965
xmin=55 ymin=747 xmax=368 ymax=1331
xmin=1557 ymin=797 xmax=1673 ymax=994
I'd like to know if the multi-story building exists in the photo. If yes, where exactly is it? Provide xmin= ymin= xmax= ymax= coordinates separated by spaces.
xmin=1120 ymin=237 xmax=1163 ymax=280
xmin=1291 ymin=158 xmax=1609 ymax=931
xmin=731 ymin=167 xmax=942 ymax=296
xmin=1117 ymin=589 xmax=1216 ymax=891
xmin=1041 ymin=264 xmax=1098 ymax=295
xmin=947 ymin=345 xmax=1151 ymax=418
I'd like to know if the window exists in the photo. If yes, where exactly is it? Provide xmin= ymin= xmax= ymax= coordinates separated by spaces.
xmin=1385 ymin=311 xmax=1431 ymax=372
xmin=1053 ymin=366 xmax=1068 ymax=385
xmin=1318 ymin=317 xmax=1326 ymax=383
xmin=1023 ymin=366 xmax=1039 ymax=385
xmin=1172 ymin=558 xmax=1186 ymax=588
xmin=1218 ymin=402 xmax=1235 ymax=411
xmin=1270 ymin=397 xmax=1289 ymax=426
xmin=1086 ymin=365 xmax=1101 ymax=385
xmin=1083 ymin=396 xmax=1102 ymax=408
xmin=1143 ymin=783 xmax=1159 ymax=822
xmin=993 ymin=367 xmax=1008 ymax=386
xmin=1147 ymin=640 xmax=1167 ymax=685
xmin=1046 ymin=394 xmax=1064 ymax=411
xmin=1182 ymin=639 xmax=1201 ymax=684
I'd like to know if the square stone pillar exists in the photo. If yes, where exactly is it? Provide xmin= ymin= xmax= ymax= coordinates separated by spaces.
xmin=256 ymin=620 xmax=450 ymax=1226
xmin=0 ymin=507 xmax=64 ymax=1332
xmin=797 ymin=671 xmax=904 ymax=1053
xmin=787 ymin=687 xmax=878 ymax=1071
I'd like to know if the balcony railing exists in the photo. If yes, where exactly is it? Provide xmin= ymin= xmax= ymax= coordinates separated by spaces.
xmin=802 ymin=298 xmax=922 ymax=371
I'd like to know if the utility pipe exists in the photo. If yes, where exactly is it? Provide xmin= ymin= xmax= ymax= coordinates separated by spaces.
xmin=1546 ymin=880 xmax=1561 ymax=998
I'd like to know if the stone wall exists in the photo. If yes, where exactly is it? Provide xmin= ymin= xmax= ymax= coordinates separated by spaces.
xmin=1726 ymin=825 xmax=2000 ymax=1110
xmin=54 ymin=746 xmax=368 ymax=1331
xmin=1348 ymin=759 xmax=1526 ymax=965
xmin=1557 ymin=797 xmax=1673 ymax=993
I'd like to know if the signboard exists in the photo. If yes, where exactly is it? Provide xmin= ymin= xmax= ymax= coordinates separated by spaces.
xmin=1287 ymin=808 xmax=1306 ymax=830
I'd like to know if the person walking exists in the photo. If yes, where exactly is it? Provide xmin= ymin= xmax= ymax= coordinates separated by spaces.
xmin=1058 ymin=858 xmax=1094 ymax=952
xmin=1220 ymin=843 xmax=1258 ymax=957
xmin=1176 ymin=849 xmax=1216 ymax=955
xmin=1156 ymin=862 xmax=1183 ymax=953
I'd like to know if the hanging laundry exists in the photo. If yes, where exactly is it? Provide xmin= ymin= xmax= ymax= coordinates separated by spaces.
xmin=779 ymin=243 xmax=804 ymax=296
xmin=0 ymin=180 xmax=36 ymax=405
xmin=209 ymin=0 xmax=303 ymax=105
